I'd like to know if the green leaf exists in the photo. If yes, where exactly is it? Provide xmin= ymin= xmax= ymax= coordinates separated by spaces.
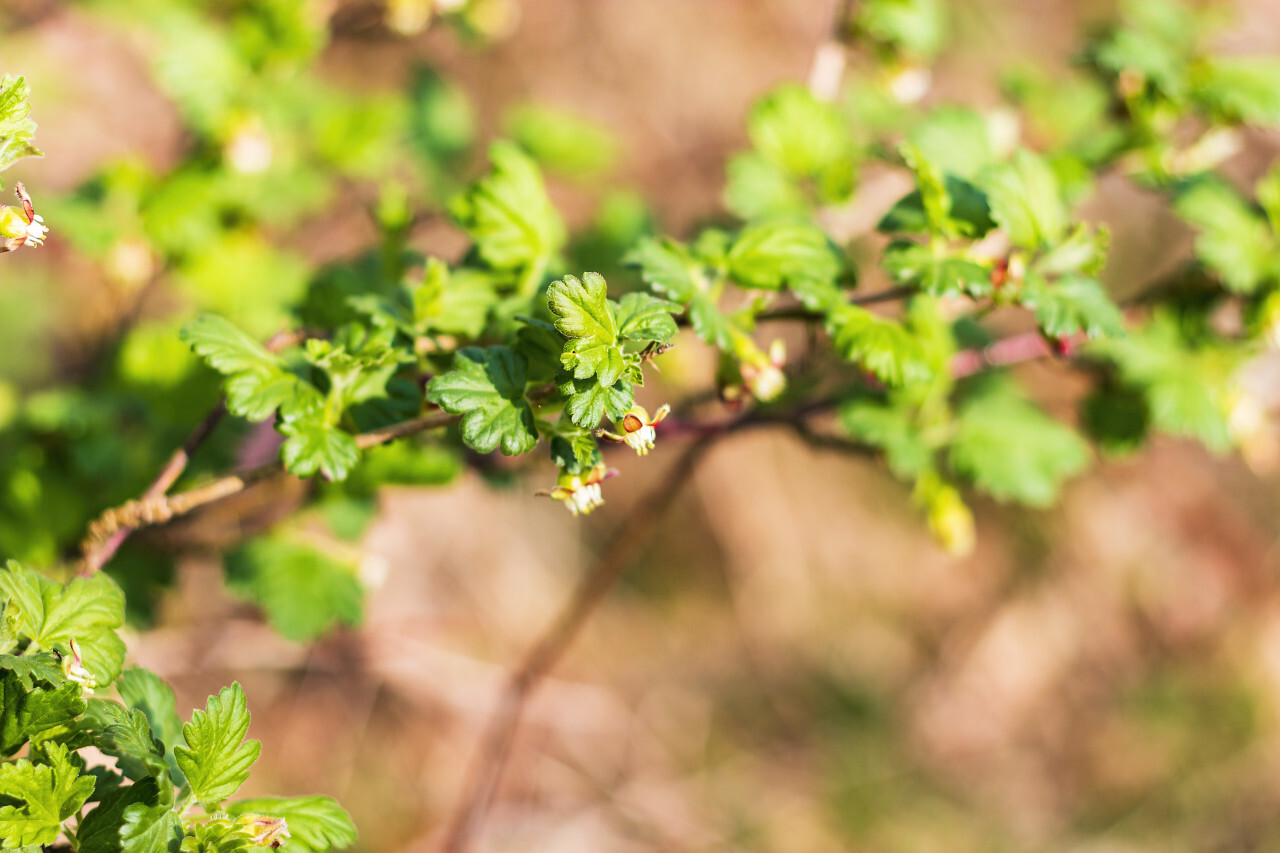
xmin=515 ymin=317 xmax=567 ymax=384
xmin=548 ymin=426 xmax=600 ymax=474
xmin=1023 ymin=274 xmax=1124 ymax=340
xmin=303 ymin=334 xmax=405 ymax=414
xmin=179 ymin=316 xmax=279 ymax=377
xmin=727 ymin=220 xmax=841 ymax=293
xmin=1092 ymin=313 xmax=1232 ymax=451
xmin=1193 ymin=58 xmax=1280 ymax=124
xmin=948 ymin=381 xmax=1090 ymax=506
xmin=0 ymin=743 xmax=95 ymax=848
xmin=854 ymin=0 xmax=946 ymax=58
xmin=226 ymin=796 xmax=357 ymax=853
xmin=908 ymin=106 xmax=994 ymax=180
xmin=623 ymin=237 xmax=701 ymax=302
xmin=174 ymin=683 xmax=262 ymax=808
xmin=451 ymin=140 xmax=566 ymax=272
xmin=120 ymin=803 xmax=182 ymax=853
xmin=76 ymin=777 xmax=163 ymax=853
xmin=547 ymin=273 xmax=624 ymax=384
xmin=181 ymin=316 xmax=315 ymax=424
xmin=0 ymin=562 xmax=126 ymax=685
xmin=411 ymin=260 xmax=498 ymax=338
xmin=747 ymin=84 xmax=850 ymax=181
xmin=1081 ymin=383 xmax=1150 ymax=456
xmin=1258 ymin=163 xmax=1280 ymax=236
xmin=280 ymin=421 xmax=361 ymax=481
xmin=0 ymin=76 xmax=43 ymax=174
xmin=724 ymin=153 xmax=807 ymax=220
xmin=979 ymin=150 xmax=1068 ymax=248
xmin=614 ymin=293 xmax=679 ymax=344
xmin=0 ymin=670 xmax=84 ymax=757
xmin=623 ymin=237 xmax=740 ymax=347
xmin=225 ymin=536 xmax=363 ymax=642
xmin=1175 ymin=180 xmax=1276 ymax=294
xmin=878 ymin=175 xmax=995 ymax=238
xmin=116 ymin=666 xmax=186 ymax=786
xmin=181 ymin=820 xmax=254 ymax=853
xmin=117 ymin=668 xmax=184 ymax=758
xmin=0 ymin=651 xmax=67 ymax=691
xmin=881 ymin=241 xmax=992 ymax=298
xmin=504 ymin=103 xmax=619 ymax=178
xmin=839 ymin=399 xmax=933 ymax=478
xmin=407 ymin=66 xmax=475 ymax=165
xmin=426 ymin=347 xmax=539 ymax=455
xmin=225 ymin=372 xmax=313 ymax=423
xmin=89 ymin=700 xmax=168 ymax=782
xmin=558 ymin=374 xmax=634 ymax=430
xmin=730 ymin=83 xmax=855 ymax=215
xmin=687 ymin=294 xmax=733 ymax=350
xmin=828 ymin=305 xmax=931 ymax=386
xmin=1091 ymin=0 xmax=1196 ymax=97
xmin=1034 ymin=223 xmax=1110 ymax=278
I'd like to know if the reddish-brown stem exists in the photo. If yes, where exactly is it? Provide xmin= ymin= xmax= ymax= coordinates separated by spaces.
xmin=79 ymin=402 xmax=228 ymax=575
xmin=78 ymin=410 xmax=464 ymax=572
xmin=78 ymin=327 xmax=348 ymax=574
xmin=949 ymin=330 xmax=1085 ymax=379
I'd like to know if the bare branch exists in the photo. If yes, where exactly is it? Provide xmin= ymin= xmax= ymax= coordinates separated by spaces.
xmin=79 ymin=410 xmax=464 ymax=573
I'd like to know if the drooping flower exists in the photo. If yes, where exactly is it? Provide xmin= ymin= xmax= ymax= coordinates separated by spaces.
xmin=0 ymin=183 xmax=48 ymax=252
xmin=597 ymin=404 xmax=670 ymax=456
xmin=59 ymin=638 xmax=96 ymax=694
xmin=538 ymin=464 xmax=616 ymax=516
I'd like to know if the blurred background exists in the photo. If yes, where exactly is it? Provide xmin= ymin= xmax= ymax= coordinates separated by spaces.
xmin=6 ymin=0 xmax=1280 ymax=850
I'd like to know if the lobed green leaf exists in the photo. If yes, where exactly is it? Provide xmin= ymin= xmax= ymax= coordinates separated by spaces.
xmin=426 ymin=347 xmax=539 ymax=455
xmin=226 ymin=796 xmax=357 ymax=853
xmin=174 ymin=683 xmax=262 ymax=809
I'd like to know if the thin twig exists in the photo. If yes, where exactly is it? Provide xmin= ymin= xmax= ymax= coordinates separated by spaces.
xmin=77 ymin=328 xmax=336 ymax=574
xmin=437 ymin=431 xmax=722 ymax=852
xmin=79 ymin=411 xmax=464 ymax=572
xmin=755 ymin=285 xmax=915 ymax=324
xmin=79 ymin=402 xmax=228 ymax=574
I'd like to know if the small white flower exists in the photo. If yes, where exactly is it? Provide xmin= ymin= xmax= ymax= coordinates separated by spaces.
xmin=59 ymin=638 xmax=97 ymax=694
xmin=624 ymin=423 xmax=657 ymax=455
xmin=0 ymin=183 xmax=48 ymax=252
xmin=598 ymin=404 xmax=670 ymax=456
xmin=22 ymin=214 xmax=46 ymax=246
xmin=567 ymin=481 xmax=604 ymax=515
xmin=539 ymin=464 xmax=615 ymax=516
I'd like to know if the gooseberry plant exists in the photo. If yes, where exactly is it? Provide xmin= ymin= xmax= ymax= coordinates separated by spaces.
xmin=5 ymin=0 xmax=1280 ymax=847
xmin=0 ymin=76 xmax=358 ymax=853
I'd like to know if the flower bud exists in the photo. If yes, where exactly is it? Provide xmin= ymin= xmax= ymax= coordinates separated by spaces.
xmin=914 ymin=473 xmax=975 ymax=557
